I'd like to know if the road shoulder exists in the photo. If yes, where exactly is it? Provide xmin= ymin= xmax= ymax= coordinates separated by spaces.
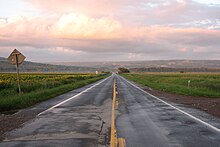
xmin=140 ymin=85 xmax=220 ymax=119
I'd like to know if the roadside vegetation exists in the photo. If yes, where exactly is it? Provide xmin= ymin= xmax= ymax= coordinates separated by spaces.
xmin=122 ymin=73 xmax=220 ymax=98
xmin=0 ymin=73 xmax=109 ymax=112
xmin=118 ymin=67 xmax=130 ymax=74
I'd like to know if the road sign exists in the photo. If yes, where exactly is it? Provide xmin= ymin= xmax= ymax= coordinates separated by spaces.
xmin=7 ymin=49 xmax=26 ymax=96
xmin=8 ymin=49 xmax=26 ymax=65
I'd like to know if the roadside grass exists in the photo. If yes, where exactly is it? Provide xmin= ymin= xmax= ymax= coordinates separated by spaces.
xmin=0 ymin=73 xmax=109 ymax=112
xmin=122 ymin=73 xmax=220 ymax=98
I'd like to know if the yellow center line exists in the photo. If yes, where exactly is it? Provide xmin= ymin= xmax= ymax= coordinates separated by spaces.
xmin=110 ymin=79 xmax=126 ymax=147
xmin=110 ymin=79 xmax=117 ymax=147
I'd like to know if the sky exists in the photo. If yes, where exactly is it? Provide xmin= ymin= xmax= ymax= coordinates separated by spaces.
xmin=0 ymin=0 xmax=220 ymax=62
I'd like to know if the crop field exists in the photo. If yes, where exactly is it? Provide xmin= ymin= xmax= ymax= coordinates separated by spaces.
xmin=122 ymin=73 xmax=220 ymax=98
xmin=0 ymin=73 xmax=108 ymax=112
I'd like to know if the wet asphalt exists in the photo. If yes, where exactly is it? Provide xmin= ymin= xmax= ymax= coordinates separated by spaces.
xmin=1 ymin=74 xmax=220 ymax=147
xmin=0 ymin=75 xmax=114 ymax=147
xmin=116 ymin=75 xmax=220 ymax=147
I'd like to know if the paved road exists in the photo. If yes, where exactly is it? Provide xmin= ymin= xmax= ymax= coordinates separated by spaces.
xmin=116 ymin=75 xmax=220 ymax=147
xmin=1 ymin=74 xmax=220 ymax=147
xmin=0 ymin=75 xmax=114 ymax=147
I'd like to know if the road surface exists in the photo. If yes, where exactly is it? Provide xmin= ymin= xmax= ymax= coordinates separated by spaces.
xmin=116 ymin=75 xmax=220 ymax=147
xmin=1 ymin=74 xmax=220 ymax=147
xmin=0 ymin=75 xmax=114 ymax=147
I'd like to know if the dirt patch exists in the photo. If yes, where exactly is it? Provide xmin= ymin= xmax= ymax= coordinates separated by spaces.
xmin=142 ymin=87 xmax=220 ymax=119
xmin=0 ymin=110 xmax=39 ymax=141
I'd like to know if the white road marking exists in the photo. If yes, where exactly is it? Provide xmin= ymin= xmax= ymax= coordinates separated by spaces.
xmin=37 ymin=75 xmax=111 ymax=116
xmin=120 ymin=75 xmax=220 ymax=133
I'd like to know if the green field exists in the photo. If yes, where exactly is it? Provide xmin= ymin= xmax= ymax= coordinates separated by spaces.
xmin=0 ymin=73 xmax=108 ymax=112
xmin=122 ymin=73 xmax=220 ymax=98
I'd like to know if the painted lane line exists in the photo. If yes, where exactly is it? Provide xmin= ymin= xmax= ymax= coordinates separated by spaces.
xmin=119 ymin=75 xmax=220 ymax=133
xmin=110 ymin=79 xmax=117 ymax=147
xmin=37 ymin=75 xmax=112 ymax=116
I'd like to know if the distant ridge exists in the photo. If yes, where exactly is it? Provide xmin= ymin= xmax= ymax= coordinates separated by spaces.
xmin=1 ymin=57 xmax=220 ymax=73
xmin=49 ymin=60 xmax=220 ymax=69
xmin=0 ymin=57 xmax=97 ymax=73
xmin=48 ymin=60 xmax=220 ymax=72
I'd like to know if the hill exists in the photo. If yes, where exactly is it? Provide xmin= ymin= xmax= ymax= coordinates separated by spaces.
xmin=2 ymin=57 xmax=220 ymax=73
xmin=0 ymin=57 xmax=97 ymax=73
xmin=49 ymin=60 xmax=220 ymax=69
xmin=49 ymin=60 xmax=220 ymax=72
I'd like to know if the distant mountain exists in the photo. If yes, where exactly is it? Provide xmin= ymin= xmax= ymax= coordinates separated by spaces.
xmin=0 ymin=57 xmax=7 ymax=61
xmin=2 ymin=57 xmax=220 ymax=73
xmin=49 ymin=60 xmax=220 ymax=72
xmin=0 ymin=57 xmax=97 ymax=73
xmin=49 ymin=60 xmax=220 ymax=69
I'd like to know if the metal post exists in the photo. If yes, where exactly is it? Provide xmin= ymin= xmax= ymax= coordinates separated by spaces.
xmin=15 ymin=54 xmax=22 ymax=96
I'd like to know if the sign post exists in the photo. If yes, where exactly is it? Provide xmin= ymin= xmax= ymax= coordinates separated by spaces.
xmin=8 ymin=49 xmax=26 ymax=95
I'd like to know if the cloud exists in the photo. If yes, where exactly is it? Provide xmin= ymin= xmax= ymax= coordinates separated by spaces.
xmin=25 ymin=0 xmax=146 ymax=14
xmin=48 ymin=47 xmax=85 ymax=57
xmin=1 ymin=16 xmax=50 ymax=36
xmin=25 ymin=0 xmax=220 ymax=26
xmin=1 ymin=0 xmax=220 ymax=61
xmin=1 ymin=13 xmax=220 ymax=53
xmin=50 ymin=13 xmax=122 ymax=39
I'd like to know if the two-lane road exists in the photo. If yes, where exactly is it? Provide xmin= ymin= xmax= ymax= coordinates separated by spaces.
xmin=1 ymin=74 xmax=220 ymax=147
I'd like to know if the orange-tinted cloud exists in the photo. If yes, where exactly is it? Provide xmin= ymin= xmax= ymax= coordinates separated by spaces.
xmin=0 ymin=16 xmax=50 ymax=40
xmin=1 ymin=0 xmax=220 ymax=61
xmin=50 ymin=13 xmax=122 ymax=39
xmin=1 ymin=13 xmax=220 ymax=51
xmin=25 ymin=0 xmax=124 ymax=17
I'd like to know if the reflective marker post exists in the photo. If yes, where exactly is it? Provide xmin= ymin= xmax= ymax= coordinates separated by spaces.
xmin=188 ymin=80 xmax=191 ymax=89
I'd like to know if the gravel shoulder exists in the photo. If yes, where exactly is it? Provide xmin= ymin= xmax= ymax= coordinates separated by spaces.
xmin=142 ymin=87 xmax=220 ymax=119
xmin=0 ymin=109 xmax=40 ymax=141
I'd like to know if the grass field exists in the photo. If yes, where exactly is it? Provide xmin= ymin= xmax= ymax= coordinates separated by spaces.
xmin=0 ymin=73 xmax=109 ymax=112
xmin=122 ymin=73 xmax=220 ymax=98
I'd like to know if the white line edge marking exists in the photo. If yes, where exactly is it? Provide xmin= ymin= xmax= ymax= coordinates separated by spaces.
xmin=120 ymin=75 xmax=220 ymax=133
xmin=37 ymin=75 xmax=111 ymax=116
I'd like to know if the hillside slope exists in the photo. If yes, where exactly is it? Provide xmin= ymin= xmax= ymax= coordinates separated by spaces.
xmin=49 ymin=60 xmax=220 ymax=69
xmin=0 ymin=57 xmax=96 ymax=73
